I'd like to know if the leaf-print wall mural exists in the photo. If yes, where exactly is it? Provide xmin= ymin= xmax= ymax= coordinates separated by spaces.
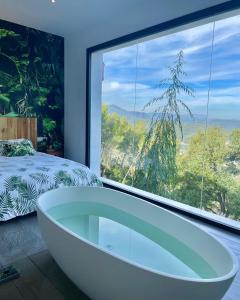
xmin=0 ymin=19 xmax=64 ymax=156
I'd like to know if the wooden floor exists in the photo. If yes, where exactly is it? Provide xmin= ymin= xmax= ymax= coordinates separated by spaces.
xmin=0 ymin=214 xmax=239 ymax=300
xmin=0 ymin=251 xmax=89 ymax=300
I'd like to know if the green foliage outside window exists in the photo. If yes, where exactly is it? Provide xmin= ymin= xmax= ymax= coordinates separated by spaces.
xmin=101 ymin=51 xmax=240 ymax=222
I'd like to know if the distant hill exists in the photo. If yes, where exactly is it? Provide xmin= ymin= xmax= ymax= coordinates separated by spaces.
xmin=108 ymin=104 xmax=154 ymax=121
xmin=107 ymin=104 xmax=240 ymax=132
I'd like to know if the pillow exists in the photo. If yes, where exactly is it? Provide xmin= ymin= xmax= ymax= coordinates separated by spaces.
xmin=0 ymin=139 xmax=36 ymax=157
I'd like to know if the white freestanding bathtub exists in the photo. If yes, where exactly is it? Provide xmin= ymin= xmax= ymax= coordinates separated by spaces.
xmin=37 ymin=187 xmax=238 ymax=300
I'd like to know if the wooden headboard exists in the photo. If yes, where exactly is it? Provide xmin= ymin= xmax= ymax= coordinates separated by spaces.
xmin=0 ymin=117 xmax=37 ymax=149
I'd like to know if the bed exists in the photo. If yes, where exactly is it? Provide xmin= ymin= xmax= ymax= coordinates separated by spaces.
xmin=0 ymin=152 xmax=102 ymax=221
xmin=0 ymin=117 xmax=102 ymax=221
xmin=0 ymin=116 xmax=102 ymax=222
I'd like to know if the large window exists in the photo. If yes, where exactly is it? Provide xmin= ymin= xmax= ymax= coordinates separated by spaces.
xmin=89 ymin=7 xmax=240 ymax=229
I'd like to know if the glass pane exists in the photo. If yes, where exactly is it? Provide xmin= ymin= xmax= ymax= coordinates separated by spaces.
xmin=202 ymin=15 xmax=240 ymax=221
xmin=99 ymin=12 xmax=240 ymax=225
xmin=101 ymin=45 xmax=138 ymax=182
xmin=132 ymin=24 xmax=214 ymax=209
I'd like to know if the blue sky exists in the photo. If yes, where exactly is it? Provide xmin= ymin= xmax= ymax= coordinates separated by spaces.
xmin=102 ymin=14 xmax=240 ymax=120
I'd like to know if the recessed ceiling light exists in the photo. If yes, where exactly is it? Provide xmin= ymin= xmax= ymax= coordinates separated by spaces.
xmin=51 ymin=0 xmax=56 ymax=3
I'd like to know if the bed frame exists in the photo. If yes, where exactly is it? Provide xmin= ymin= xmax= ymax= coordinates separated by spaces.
xmin=0 ymin=117 xmax=37 ymax=149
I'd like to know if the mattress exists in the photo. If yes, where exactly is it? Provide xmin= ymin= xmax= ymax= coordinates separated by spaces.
xmin=0 ymin=152 xmax=102 ymax=221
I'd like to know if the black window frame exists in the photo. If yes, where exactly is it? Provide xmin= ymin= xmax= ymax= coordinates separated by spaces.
xmin=86 ymin=0 xmax=240 ymax=235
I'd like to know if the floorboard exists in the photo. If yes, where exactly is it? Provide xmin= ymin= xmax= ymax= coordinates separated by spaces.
xmin=13 ymin=257 xmax=64 ymax=300
xmin=0 ymin=214 xmax=46 ymax=267
xmin=0 ymin=281 xmax=24 ymax=300
xmin=29 ymin=251 xmax=89 ymax=300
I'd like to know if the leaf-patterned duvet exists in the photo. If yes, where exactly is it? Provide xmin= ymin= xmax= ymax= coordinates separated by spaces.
xmin=0 ymin=152 xmax=102 ymax=221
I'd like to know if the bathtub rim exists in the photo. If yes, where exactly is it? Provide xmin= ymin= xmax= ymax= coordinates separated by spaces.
xmin=37 ymin=186 xmax=238 ymax=284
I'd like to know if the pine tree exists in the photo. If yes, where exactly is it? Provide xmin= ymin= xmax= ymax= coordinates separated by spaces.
xmin=132 ymin=50 xmax=194 ymax=196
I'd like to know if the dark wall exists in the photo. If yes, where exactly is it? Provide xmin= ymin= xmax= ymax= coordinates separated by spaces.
xmin=0 ymin=19 xmax=64 ymax=156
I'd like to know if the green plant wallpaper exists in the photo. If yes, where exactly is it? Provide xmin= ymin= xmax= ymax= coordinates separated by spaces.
xmin=0 ymin=19 xmax=64 ymax=156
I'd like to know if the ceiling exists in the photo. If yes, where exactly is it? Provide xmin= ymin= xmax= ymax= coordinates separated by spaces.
xmin=0 ymin=0 xmax=148 ymax=36
xmin=0 ymin=0 xmax=229 ymax=37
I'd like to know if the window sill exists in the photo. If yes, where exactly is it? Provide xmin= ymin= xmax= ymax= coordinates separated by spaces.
xmin=101 ymin=177 xmax=240 ymax=235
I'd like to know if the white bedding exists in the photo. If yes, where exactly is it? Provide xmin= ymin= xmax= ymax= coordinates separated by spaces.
xmin=0 ymin=152 xmax=102 ymax=221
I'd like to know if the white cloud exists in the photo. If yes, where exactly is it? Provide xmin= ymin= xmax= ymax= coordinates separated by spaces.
xmin=104 ymin=14 xmax=240 ymax=72
xmin=102 ymin=14 xmax=240 ymax=118
xmin=102 ymin=81 xmax=149 ymax=93
xmin=103 ymin=83 xmax=240 ymax=110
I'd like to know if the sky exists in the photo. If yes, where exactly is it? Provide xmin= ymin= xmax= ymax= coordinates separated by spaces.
xmin=102 ymin=14 xmax=240 ymax=120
